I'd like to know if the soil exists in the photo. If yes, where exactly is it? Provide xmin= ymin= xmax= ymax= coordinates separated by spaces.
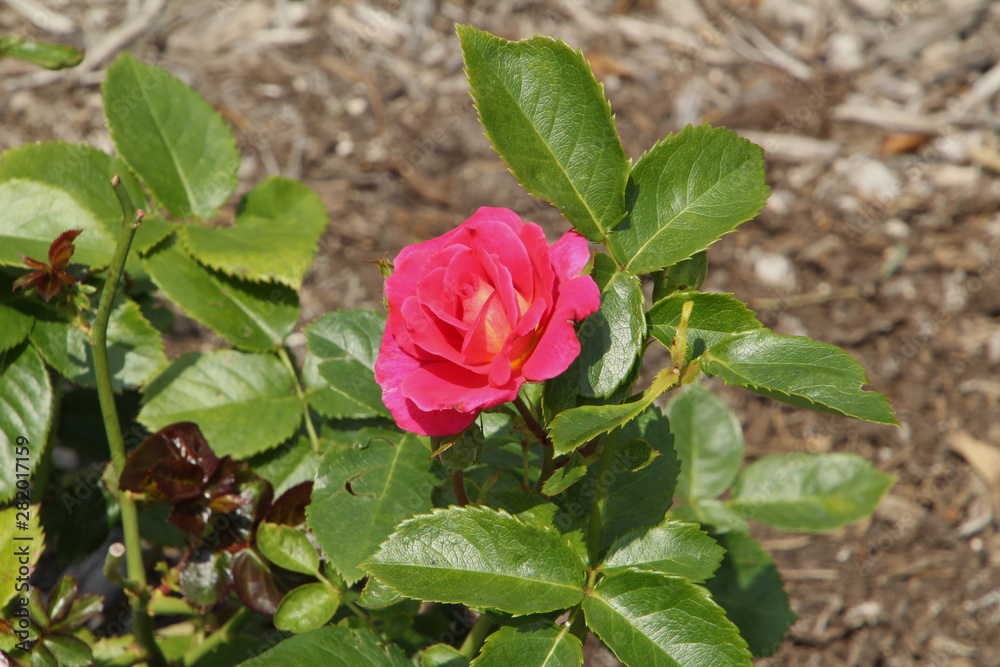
xmin=2 ymin=0 xmax=1000 ymax=665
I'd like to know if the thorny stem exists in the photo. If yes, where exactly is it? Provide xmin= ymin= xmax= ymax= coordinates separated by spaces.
xmin=458 ymin=613 xmax=494 ymax=660
xmin=277 ymin=346 xmax=320 ymax=452
xmin=182 ymin=606 xmax=253 ymax=667
xmin=90 ymin=176 xmax=167 ymax=667
xmin=452 ymin=468 xmax=470 ymax=506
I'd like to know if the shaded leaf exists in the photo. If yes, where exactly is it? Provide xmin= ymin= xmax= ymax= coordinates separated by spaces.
xmin=458 ymin=25 xmax=629 ymax=242
xmin=232 ymin=548 xmax=284 ymax=616
xmin=0 ymin=301 xmax=33 ymax=354
xmin=40 ymin=634 xmax=92 ymax=667
xmin=607 ymin=125 xmax=769 ymax=273
xmin=257 ymin=522 xmax=319 ymax=575
xmin=422 ymin=643 xmax=469 ymax=667
xmin=0 ymin=504 xmax=44 ymax=609
xmin=0 ymin=345 xmax=51 ymax=504
xmin=669 ymin=500 xmax=749 ymax=535
xmin=541 ymin=452 xmax=588 ymax=497
xmin=237 ymin=624 xmax=411 ymax=667
xmin=470 ymin=622 xmax=582 ymax=667
xmin=103 ymin=53 xmax=238 ymax=219
xmin=647 ymin=292 xmax=761 ymax=362
xmin=651 ymin=251 xmax=708 ymax=303
xmin=357 ymin=577 xmax=404 ymax=609
xmin=702 ymin=329 xmax=898 ymax=425
xmin=180 ymin=550 xmax=233 ymax=608
xmin=362 ymin=506 xmax=586 ymax=615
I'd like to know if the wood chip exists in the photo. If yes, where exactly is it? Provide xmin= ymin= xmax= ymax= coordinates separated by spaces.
xmin=949 ymin=430 xmax=1000 ymax=510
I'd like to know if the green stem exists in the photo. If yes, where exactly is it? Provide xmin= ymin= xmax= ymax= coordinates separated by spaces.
xmin=277 ymin=346 xmax=320 ymax=452
xmin=534 ymin=441 xmax=555 ymax=493
xmin=458 ymin=613 xmax=494 ymax=660
xmin=586 ymin=428 xmax=621 ymax=565
xmin=90 ymin=176 xmax=167 ymax=667
xmin=183 ymin=606 xmax=254 ymax=666
xmin=513 ymin=394 xmax=547 ymax=444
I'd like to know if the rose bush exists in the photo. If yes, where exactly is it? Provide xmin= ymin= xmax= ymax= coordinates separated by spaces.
xmin=375 ymin=206 xmax=601 ymax=436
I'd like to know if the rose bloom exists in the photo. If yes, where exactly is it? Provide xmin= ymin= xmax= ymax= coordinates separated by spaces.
xmin=375 ymin=207 xmax=601 ymax=436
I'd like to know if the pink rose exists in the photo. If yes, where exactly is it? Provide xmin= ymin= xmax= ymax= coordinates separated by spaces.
xmin=375 ymin=207 xmax=601 ymax=436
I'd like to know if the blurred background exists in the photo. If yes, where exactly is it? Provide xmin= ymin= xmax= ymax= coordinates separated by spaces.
xmin=2 ymin=0 xmax=999 ymax=664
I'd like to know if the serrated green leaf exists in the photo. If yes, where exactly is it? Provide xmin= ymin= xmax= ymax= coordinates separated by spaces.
xmin=702 ymin=329 xmax=898 ymax=425
xmin=303 ymin=354 xmax=390 ymax=420
xmin=274 ymin=583 xmax=340 ymax=634
xmin=601 ymin=520 xmax=724 ymax=582
xmin=458 ymin=25 xmax=628 ymax=242
xmin=422 ymin=644 xmax=469 ymax=667
xmin=138 ymin=349 xmax=302 ymax=458
xmin=665 ymin=384 xmax=744 ymax=502
xmin=237 ymin=624 xmax=411 ymax=667
xmin=41 ymin=634 xmax=93 ymax=667
xmin=29 ymin=296 xmax=165 ymax=392
xmin=257 ymin=523 xmax=320 ymax=575
xmin=306 ymin=310 xmax=386 ymax=367
xmin=0 ymin=301 xmax=33 ymax=353
xmin=0 ymin=504 xmax=44 ymax=608
xmin=0 ymin=36 xmax=83 ymax=69
xmin=0 ymin=179 xmax=115 ymax=269
xmin=471 ymin=622 xmax=582 ymax=667
xmin=564 ymin=407 xmax=679 ymax=554
xmin=607 ymin=125 xmax=769 ymax=273
xmin=670 ymin=499 xmax=749 ymax=535
xmin=180 ymin=178 xmax=327 ymax=289
xmin=357 ymin=577 xmax=404 ymax=609
xmin=541 ymin=452 xmax=587 ymax=496
xmin=308 ymin=430 xmax=437 ymax=585
xmin=583 ymin=570 xmax=752 ymax=667
xmin=362 ymin=506 xmax=586 ymax=615
xmin=102 ymin=53 xmax=238 ymax=220
xmin=651 ymin=251 xmax=708 ymax=302
xmin=648 ymin=292 xmax=761 ymax=362
xmin=704 ymin=531 xmax=795 ymax=657
xmin=249 ymin=436 xmax=321 ymax=498
xmin=0 ymin=345 xmax=51 ymax=504
xmin=143 ymin=234 xmax=298 ymax=350
xmin=729 ymin=452 xmax=895 ymax=532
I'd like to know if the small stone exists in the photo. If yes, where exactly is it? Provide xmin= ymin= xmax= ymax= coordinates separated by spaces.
xmin=826 ymin=33 xmax=865 ymax=73
xmin=345 ymin=97 xmax=368 ymax=117
xmin=844 ymin=601 xmax=883 ymax=628
xmin=754 ymin=252 xmax=794 ymax=287
xmin=884 ymin=218 xmax=911 ymax=239
xmin=849 ymin=0 xmax=893 ymax=19
xmin=836 ymin=155 xmax=901 ymax=201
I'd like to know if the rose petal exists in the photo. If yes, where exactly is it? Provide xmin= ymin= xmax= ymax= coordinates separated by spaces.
xmin=521 ymin=274 xmax=601 ymax=382
xmin=549 ymin=230 xmax=592 ymax=284
xmin=400 ymin=360 xmax=519 ymax=413
xmin=452 ymin=213 xmax=533 ymax=298
xmin=518 ymin=222 xmax=555 ymax=305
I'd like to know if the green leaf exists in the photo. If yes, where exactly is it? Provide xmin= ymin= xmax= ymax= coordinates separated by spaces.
xmin=180 ymin=178 xmax=327 ymax=289
xmin=143 ymin=234 xmax=298 ymax=350
xmin=651 ymin=251 xmax=708 ymax=302
xmin=308 ymin=429 xmax=437 ymax=585
xmin=0 ymin=180 xmax=115 ymax=269
xmin=46 ymin=576 xmax=78 ymax=625
xmin=102 ymin=53 xmax=238 ymax=220
xmin=0 ymin=36 xmax=83 ymax=69
xmin=702 ymin=329 xmax=898 ymax=425
xmin=30 ymin=645 xmax=57 ymax=667
xmin=607 ymin=125 xmax=769 ymax=273
xmin=601 ymin=520 xmax=724 ymax=582
xmin=458 ymin=25 xmax=628 ymax=242
xmin=0 ymin=345 xmax=51 ymax=504
xmin=0 ymin=503 xmax=44 ymax=608
xmin=304 ymin=354 xmax=390 ymax=420
xmin=648 ymin=292 xmax=761 ymax=362
xmin=564 ymin=407 xmax=679 ymax=554
xmin=422 ymin=644 xmax=469 ymax=667
xmin=704 ymin=531 xmax=795 ymax=657
xmin=29 ymin=296 xmax=166 ymax=392
xmin=362 ymin=506 xmax=586 ymax=615
xmin=305 ymin=309 xmax=386 ymax=368
xmin=274 ymin=583 xmax=340 ymax=634
xmin=729 ymin=452 xmax=895 ymax=532
xmin=583 ymin=570 xmax=752 ymax=667
xmin=357 ymin=577 xmax=404 ymax=609
xmin=40 ymin=634 xmax=93 ymax=667
xmin=573 ymin=257 xmax=645 ymax=399
xmin=541 ymin=452 xmax=587 ymax=496
xmin=470 ymin=623 xmax=582 ymax=667
xmin=257 ymin=523 xmax=320 ymax=575
xmin=249 ymin=435 xmax=320 ymax=498
xmin=665 ymin=384 xmax=744 ymax=502
xmin=669 ymin=499 xmax=749 ymax=535
xmin=237 ymin=624 xmax=411 ymax=667
xmin=138 ymin=349 xmax=302 ymax=458
xmin=0 ymin=301 xmax=33 ymax=353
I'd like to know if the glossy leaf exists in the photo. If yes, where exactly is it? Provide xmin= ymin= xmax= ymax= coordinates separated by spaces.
xmin=46 ymin=576 xmax=78 ymax=625
xmin=103 ymin=53 xmax=239 ymax=219
xmin=357 ymin=577 xmax=404 ymax=609
xmin=30 ymin=296 xmax=166 ymax=392
xmin=665 ymin=384 xmax=744 ymax=502
xmin=138 ymin=349 xmax=302 ymax=459
xmin=705 ymin=531 xmax=795 ymax=657
xmin=40 ymin=634 xmax=92 ymax=667
xmin=180 ymin=177 xmax=327 ymax=289
xmin=470 ymin=622 xmax=582 ymax=667
xmin=601 ymin=520 xmax=724 ymax=582
xmin=30 ymin=645 xmax=57 ymax=667
xmin=362 ymin=506 xmax=587 ymax=615
xmin=266 ymin=480 xmax=314 ymax=527
xmin=0 ymin=179 xmax=115 ymax=269
xmin=304 ymin=354 xmax=390 ymax=420
xmin=238 ymin=624 xmax=411 ymax=667
xmin=0 ymin=301 xmax=33 ymax=353
xmin=702 ymin=329 xmax=898 ymax=425
xmin=274 ymin=583 xmax=340 ymax=634
xmin=607 ymin=125 xmax=769 ymax=273
xmin=648 ymin=292 xmax=761 ymax=362
xmin=583 ymin=570 xmax=752 ymax=667
xmin=180 ymin=550 xmax=233 ymax=608
xmin=458 ymin=25 xmax=628 ymax=242
xmin=257 ymin=522 xmax=320 ymax=575
xmin=308 ymin=429 xmax=437 ymax=584
xmin=0 ymin=345 xmax=51 ymax=504
xmin=305 ymin=310 xmax=385 ymax=367
xmin=143 ymin=234 xmax=298 ymax=351
xmin=0 ymin=504 xmax=44 ymax=608
xmin=59 ymin=594 xmax=104 ymax=631
xmin=232 ymin=548 xmax=284 ymax=616
xmin=729 ymin=453 xmax=895 ymax=532
xmin=422 ymin=643 xmax=469 ymax=667
xmin=541 ymin=452 xmax=588 ymax=497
